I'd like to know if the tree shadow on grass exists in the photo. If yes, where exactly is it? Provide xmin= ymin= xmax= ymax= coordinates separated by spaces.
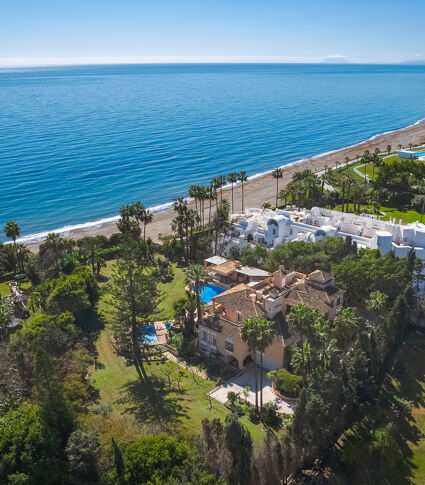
xmin=78 ymin=308 xmax=106 ymax=361
xmin=118 ymin=375 xmax=187 ymax=430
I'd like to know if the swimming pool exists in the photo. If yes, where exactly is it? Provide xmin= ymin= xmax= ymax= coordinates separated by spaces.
xmin=200 ymin=284 xmax=226 ymax=303
xmin=141 ymin=323 xmax=171 ymax=344
xmin=415 ymin=151 xmax=425 ymax=158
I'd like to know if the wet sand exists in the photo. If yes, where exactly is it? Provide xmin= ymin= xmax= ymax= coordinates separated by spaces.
xmin=25 ymin=120 xmax=425 ymax=252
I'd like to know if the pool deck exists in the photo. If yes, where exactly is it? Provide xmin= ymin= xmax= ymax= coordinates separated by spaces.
xmin=146 ymin=321 xmax=169 ymax=346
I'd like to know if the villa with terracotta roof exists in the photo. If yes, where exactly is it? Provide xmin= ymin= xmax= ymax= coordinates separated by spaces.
xmin=205 ymin=258 xmax=270 ymax=290
xmin=199 ymin=264 xmax=343 ymax=371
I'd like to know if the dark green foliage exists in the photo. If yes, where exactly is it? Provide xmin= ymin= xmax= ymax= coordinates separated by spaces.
xmin=240 ymin=244 xmax=268 ymax=268
xmin=268 ymin=368 xmax=302 ymax=397
xmin=12 ymin=311 xmax=76 ymax=357
xmin=65 ymin=430 xmax=100 ymax=485
xmin=34 ymin=349 xmax=75 ymax=448
xmin=0 ymin=402 xmax=63 ymax=485
xmin=260 ymin=401 xmax=279 ymax=427
xmin=112 ymin=437 xmax=125 ymax=480
xmin=223 ymin=414 xmax=253 ymax=485
xmin=332 ymin=249 xmax=411 ymax=302
xmin=374 ymin=158 xmax=425 ymax=203
xmin=108 ymin=434 xmax=219 ymax=485
xmin=265 ymin=236 xmax=356 ymax=273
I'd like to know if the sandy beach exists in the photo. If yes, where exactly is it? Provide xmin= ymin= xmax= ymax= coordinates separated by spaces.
xmin=25 ymin=119 xmax=425 ymax=252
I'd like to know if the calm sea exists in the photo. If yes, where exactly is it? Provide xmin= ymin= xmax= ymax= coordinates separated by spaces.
xmin=1 ymin=63 xmax=425 ymax=242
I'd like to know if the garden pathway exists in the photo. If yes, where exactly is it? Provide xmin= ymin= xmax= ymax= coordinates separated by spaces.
xmin=163 ymin=351 xmax=208 ymax=379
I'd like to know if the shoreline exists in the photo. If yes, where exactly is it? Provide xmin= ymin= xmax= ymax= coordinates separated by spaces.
xmin=21 ymin=117 xmax=425 ymax=252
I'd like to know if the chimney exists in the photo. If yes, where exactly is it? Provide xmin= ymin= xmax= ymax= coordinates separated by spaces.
xmin=249 ymin=293 xmax=256 ymax=302
xmin=234 ymin=260 xmax=241 ymax=268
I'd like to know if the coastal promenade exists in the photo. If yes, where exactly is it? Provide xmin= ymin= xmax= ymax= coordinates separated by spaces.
xmin=24 ymin=119 xmax=425 ymax=252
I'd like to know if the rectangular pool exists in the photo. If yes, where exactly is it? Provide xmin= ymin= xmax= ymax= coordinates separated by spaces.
xmin=141 ymin=323 xmax=171 ymax=344
xmin=415 ymin=151 xmax=425 ymax=158
xmin=200 ymin=284 xmax=226 ymax=303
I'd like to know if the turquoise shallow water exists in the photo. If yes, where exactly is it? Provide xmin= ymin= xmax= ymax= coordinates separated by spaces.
xmin=1 ymin=63 xmax=425 ymax=242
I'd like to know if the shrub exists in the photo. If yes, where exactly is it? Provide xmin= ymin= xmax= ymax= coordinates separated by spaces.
xmin=268 ymin=368 xmax=302 ymax=398
xmin=261 ymin=402 xmax=279 ymax=427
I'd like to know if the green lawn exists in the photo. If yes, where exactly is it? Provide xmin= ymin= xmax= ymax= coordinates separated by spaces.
xmin=98 ymin=259 xmax=187 ymax=320
xmin=90 ymin=323 xmax=265 ymax=441
xmin=155 ymin=265 xmax=187 ymax=320
xmin=333 ymin=203 xmax=422 ymax=225
xmin=0 ymin=273 xmax=31 ymax=295
xmin=90 ymin=261 xmax=267 ymax=443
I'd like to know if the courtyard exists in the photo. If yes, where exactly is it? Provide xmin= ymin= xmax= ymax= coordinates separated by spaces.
xmin=209 ymin=367 xmax=297 ymax=414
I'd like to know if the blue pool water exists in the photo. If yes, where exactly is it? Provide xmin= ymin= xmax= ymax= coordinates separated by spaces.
xmin=142 ymin=325 xmax=158 ymax=344
xmin=200 ymin=284 xmax=226 ymax=303
xmin=415 ymin=151 xmax=425 ymax=157
xmin=141 ymin=323 xmax=171 ymax=344
xmin=1 ymin=64 xmax=425 ymax=242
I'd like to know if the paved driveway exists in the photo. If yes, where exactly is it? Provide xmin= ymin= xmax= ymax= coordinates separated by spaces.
xmin=209 ymin=368 xmax=296 ymax=414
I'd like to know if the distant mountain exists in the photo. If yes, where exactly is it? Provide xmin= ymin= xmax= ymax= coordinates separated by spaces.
xmin=322 ymin=56 xmax=348 ymax=64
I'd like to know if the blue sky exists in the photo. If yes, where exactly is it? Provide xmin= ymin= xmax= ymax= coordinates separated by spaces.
xmin=1 ymin=0 xmax=424 ymax=65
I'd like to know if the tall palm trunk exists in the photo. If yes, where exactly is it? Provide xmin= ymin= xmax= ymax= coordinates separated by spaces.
xmin=241 ymin=182 xmax=245 ymax=212
xmin=276 ymin=178 xmax=279 ymax=208
xmin=260 ymin=351 xmax=264 ymax=411
xmin=196 ymin=283 xmax=202 ymax=322
xmin=231 ymin=183 xmax=234 ymax=212
xmin=253 ymin=345 xmax=258 ymax=410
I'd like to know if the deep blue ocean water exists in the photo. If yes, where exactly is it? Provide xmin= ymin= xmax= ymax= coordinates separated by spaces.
xmin=1 ymin=63 xmax=425 ymax=242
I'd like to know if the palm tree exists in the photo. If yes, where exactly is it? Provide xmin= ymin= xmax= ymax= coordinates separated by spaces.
xmin=256 ymin=318 xmax=276 ymax=411
xmin=197 ymin=185 xmax=207 ymax=228
xmin=365 ymin=290 xmax=388 ymax=315
xmin=240 ymin=317 xmax=261 ymax=411
xmin=131 ymin=201 xmax=153 ymax=241
xmin=81 ymin=237 xmax=104 ymax=275
xmin=386 ymin=145 xmax=392 ymax=155
xmin=4 ymin=221 xmax=20 ymax=273
xmin=227 ymin=172 xmax=238 ymax=213
xmin=238 ymin=171 xmax=248 ymax=212
xmin=345 ymin=156 xmax=350 ymax=167
xmin=189 ymin=185 xmax=199 ymax=214
xmin=207 ymin=185 xmax=217 ymax=224
xmin=286 ymin=304 xmax=317 ymax=377
xmin=272 ymin=168 xmax=283 ymax=208
xmin=217 ymin=175 xmax=227 ymax=201
xmin=184 ymin=264 xmax=208 ymax=322
xmin=291 ymin=342 xmax=312 ymax=377
xmin=333 ymin=307 xmax=364 ymax=349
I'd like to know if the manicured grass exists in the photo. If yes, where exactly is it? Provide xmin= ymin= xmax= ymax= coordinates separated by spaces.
xmin=155 ymin=265 xmax=186 ymax=320
xmin=90 ymin=261 xmax=267 ymax=443
xmin=90 ymin=321 xmax=266 ymax=442
xmin=356 ymin=162 xmax=379 ymax=180
xmin=333 ymin=204 xmax=422 ymax=225
xmin=98 ymin=259 xmax=187 ymax=320
xmin=0 ymin=274 xmax=31 ymax=295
